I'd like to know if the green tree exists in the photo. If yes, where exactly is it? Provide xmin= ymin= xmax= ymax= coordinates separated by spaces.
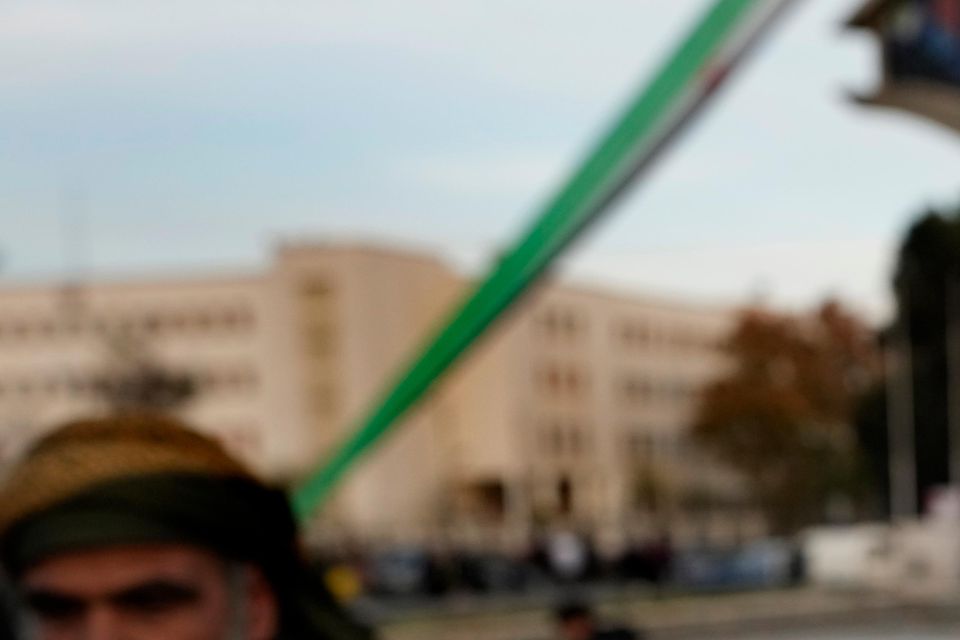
xmin=855 ymin=203 xmax=960 ymax=514
xmin=693 ymin=301 xmax=879 ymax=533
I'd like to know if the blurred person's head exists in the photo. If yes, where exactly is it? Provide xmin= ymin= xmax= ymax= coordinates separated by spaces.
xmin=0 ymin=413 xmax=370 ymax=640
xmin=554 ymin=600 xmax=596 ymax=640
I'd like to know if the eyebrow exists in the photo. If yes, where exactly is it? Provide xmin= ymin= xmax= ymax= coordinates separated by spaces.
xmin=22 ymin=589 xmax=86 ymax=619
xmin=23 ymin=580 xmax=202 ymax=616
xmin=109 ymin=580 xmax=201 ymax=609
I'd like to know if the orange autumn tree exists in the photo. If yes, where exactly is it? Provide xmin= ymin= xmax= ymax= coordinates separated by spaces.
xmin=692 ymin=301 xmax=879 ymax=533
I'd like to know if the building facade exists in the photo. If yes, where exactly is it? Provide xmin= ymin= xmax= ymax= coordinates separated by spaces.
xmin=0 ymin=243 xmax=760 ymax=551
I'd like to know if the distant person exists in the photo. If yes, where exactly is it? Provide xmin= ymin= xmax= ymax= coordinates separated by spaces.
xmin=0 ymin=413 xmax=373 ymax=640
xmin=546 ymin=531 xmax=588 ymax=582
xmin=645 ymin=533 xmax=673 ymax=588
xmin=554 ymin=600 xmax=643 ymax=640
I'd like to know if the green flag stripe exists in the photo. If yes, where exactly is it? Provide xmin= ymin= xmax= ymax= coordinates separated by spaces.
xmin=293 ymin=0 xmax=789 ymax=518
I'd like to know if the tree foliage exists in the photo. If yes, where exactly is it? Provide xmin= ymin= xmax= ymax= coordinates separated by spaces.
xmin=855 ymin=204 xmax=960 ymax=514
xmin=693 ymin=301 xmax=879 ymax=533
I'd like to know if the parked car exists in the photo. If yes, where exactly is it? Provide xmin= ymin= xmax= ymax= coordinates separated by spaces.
xmin=364 ymin=548 xmax=430 ymax=596
xmin=673 ymin=540 xmax=794 ymax=590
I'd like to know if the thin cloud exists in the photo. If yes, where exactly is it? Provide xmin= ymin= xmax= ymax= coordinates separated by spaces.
xmin=560 ymin=235 xmax=896 ymax=321
xmin=394 ymin=150 xmax=568 ymax=199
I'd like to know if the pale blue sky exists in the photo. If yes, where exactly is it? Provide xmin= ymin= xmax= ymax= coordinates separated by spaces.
xmin=2 ymin=0 xmax=959 ymax=321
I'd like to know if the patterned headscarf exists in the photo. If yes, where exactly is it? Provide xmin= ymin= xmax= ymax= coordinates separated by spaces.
xmin=0 ymin=413 xmax=372 ymax=640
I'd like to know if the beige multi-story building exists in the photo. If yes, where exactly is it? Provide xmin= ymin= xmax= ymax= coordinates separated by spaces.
xmin=0 ymin=243 xmax=760 ymax=551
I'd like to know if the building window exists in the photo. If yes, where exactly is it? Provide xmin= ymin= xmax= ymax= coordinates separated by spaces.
xmin=238 ymin=309 xmax=256 ymax=330
xmin=68 ymin=376 xmax=86 ymax=395
xmin=61 ymin=319 xmax=82 ymax=336
xmin=210 ymin=307 xmax=255 ymax=333
xmin=539 ymin=311 xmax=559 ymax=337
xmin=567 ymin=369 xmax=589 ymax=395
xmin=538 ymin=364 xmax=588 ymax=398
xmin=43 ymin=378 xmax=59 ymax=396
xmin=194 ymin=313 xmax=211 ymax=332
xmin=142 ymin=315 xmax=161 ymax=335
xmin=552 ymin=422 xmax=564 ymax=454
xmin=237 ymin=370 xmax=259 ymax=393
xmin=167 ymin=314 xmax=186 ymax=332
xmin=568 ymin=427 xmax=584 ymax=455
xmin=36 ymin=321 xmax=56 ymax=339
xmin=199 ymin=371 xmax=219 ymax=393
xmin=542 ymin=419 xmax=591 ymax=457
xmin=197 ymin=368 xmax=258 ymax=395
xmin=470 ymin=481 xmax=507 ymax=520
xmin=621 ymin=376 xmax=652 ymax=404
xmin=546 ymin=367 xmax=562 ymax=394
xmin=541 ymin=421 xmax=564 ymax=455
xmin=304 ymin=323 xmax=336 ymax=358
xmin=557 ymin=476 xmax=573 ymax=515
xmin=626 ymin=431 xmax=655 ymax=459
xmin=538 ymin=307 xmax=584 ymax=342
xmin=301 ymin=279 xmax=332 ymax=300
xmin=618 ymin=320 xmax=655 ymax=349
xmin=311 ymin=383 xmax=338 ymax=417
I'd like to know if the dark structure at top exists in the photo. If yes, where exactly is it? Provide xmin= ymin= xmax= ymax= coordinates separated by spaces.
xmin=847 ymin=0 xmax=960 ymax=133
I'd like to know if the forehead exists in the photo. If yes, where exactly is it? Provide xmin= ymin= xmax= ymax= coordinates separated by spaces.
xmin=21 ymin=544 xmax=225 ymax=595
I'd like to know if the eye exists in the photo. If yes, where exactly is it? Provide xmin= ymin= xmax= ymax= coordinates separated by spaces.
xmin=112 ymin=582 xmax=200 ymax=615
xmin=23 ymin=591 xmax=86 ymax=623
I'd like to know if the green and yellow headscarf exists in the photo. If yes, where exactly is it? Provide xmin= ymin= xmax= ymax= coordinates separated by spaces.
xmin=0 ymin=413 xmax=372 ymax=640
